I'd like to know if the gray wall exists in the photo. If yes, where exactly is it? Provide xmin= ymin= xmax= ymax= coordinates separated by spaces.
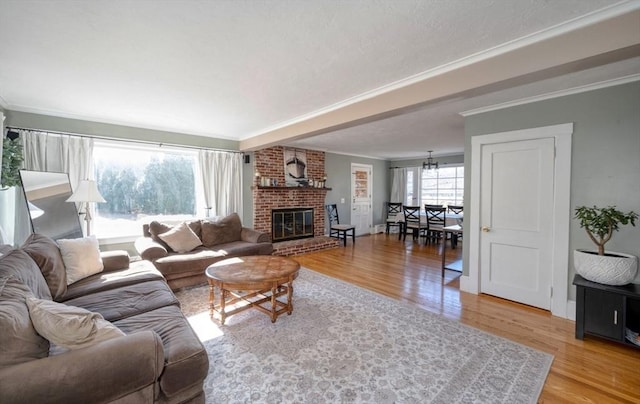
xmin=464 ymin=81 xmax=640 ymax=300
xmin=5 ymin=110 xmax=239 ymax=151
xmin=324 ymin=153 xmax=389 ymax=233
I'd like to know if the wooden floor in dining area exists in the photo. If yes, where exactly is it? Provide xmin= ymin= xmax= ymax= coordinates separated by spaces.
xmin=292 ymin=233 xmax=640 ymax=403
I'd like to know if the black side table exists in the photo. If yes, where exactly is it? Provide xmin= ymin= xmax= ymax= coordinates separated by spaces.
xmin=573 ymin=274 xmax=640 ymax=348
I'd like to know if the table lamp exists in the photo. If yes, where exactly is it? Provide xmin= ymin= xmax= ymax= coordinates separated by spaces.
xmin=66 ymin=179 xmax=106 ymax=236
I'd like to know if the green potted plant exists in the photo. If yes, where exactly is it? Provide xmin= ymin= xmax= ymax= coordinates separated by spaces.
xmin=574 ymin=205 xmax=638 ymax=285
xmin=1 ymin=136 xmax=24 ymax=190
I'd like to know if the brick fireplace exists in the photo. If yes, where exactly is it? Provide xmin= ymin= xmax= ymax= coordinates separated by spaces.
xmin=271 ymin=207 xmax=314 ymax=242
xmin=253 ymin=146 xmax=338 ymax=255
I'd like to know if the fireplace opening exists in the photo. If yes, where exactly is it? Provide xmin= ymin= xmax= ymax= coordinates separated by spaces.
xmin=272 ymin=208 xmax=314 ymax=242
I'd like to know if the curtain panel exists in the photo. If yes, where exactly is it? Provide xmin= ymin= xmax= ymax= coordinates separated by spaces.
xmin=390 ymin=167 xmax=407 ymax=204
xmin=198 ymin=150 xmax=243 ymax=218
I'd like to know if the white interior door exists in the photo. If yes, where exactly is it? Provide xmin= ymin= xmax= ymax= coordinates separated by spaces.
xmin=480 ymin=138 xmax=555 ymax=310
xmin=351 ymin=163 xmax=372 ymax=236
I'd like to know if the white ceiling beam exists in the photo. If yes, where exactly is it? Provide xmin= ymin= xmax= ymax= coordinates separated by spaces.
xmin=240 ymin=8 xmax=640 ymax=151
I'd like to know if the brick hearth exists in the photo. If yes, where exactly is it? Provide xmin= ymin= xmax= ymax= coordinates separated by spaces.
xmin=253 ymin=146 xmax=339 ymax=255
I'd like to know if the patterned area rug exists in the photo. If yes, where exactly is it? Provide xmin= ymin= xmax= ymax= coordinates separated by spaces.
xmin=175 ymin=268 xmax=553 ymax=403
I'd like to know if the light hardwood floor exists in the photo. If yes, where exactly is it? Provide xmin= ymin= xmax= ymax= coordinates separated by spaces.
xmin=292 ymin=233 xmax=640 ymax=403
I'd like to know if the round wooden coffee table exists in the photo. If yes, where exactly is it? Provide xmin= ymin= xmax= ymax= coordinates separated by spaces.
xmin=205 ymin=256 xmax=300 ymax=324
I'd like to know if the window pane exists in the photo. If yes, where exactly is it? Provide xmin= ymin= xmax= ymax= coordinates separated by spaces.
xmin=438 ymin=167 xmax=456 ymax=178
xmin=418 ymin=164 xmax=464 ymax=207
xmin=94 ymin=144 xmax=197 ymax=238
xmin=423 ymin=169 xmax=438 ymax=179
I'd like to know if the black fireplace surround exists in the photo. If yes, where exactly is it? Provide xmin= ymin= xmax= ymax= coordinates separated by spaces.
xmin=272 ymin=207 xmax=314 ymax=242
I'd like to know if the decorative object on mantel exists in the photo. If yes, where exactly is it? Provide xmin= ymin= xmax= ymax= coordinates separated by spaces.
xmin=253 ymin=185 xmax=331 ymax=191
xmin=1 ymin=131 xmax=23 ymax=190
xmin=573 ymin=205 xmax=638 ymax=285
xmin=284 ymin=147 xmax=308 ymax=187
xmin=422 ymin=150 xmax=439 ymax=171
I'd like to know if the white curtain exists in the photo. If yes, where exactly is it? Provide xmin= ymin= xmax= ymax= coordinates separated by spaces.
xmin=198 ymin=150 xmax=243 ymax=218
xmin=390 ymin=167 xmax=407 ymax=204
xmin=21 ymin=130 xmax=94 ymax=186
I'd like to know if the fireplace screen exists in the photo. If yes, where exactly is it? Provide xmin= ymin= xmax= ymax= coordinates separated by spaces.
xmin=272 ymin=208 xmax=314 ymax=242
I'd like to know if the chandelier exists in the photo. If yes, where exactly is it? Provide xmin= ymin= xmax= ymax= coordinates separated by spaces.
xmin=422 ymin=150 xmax=439 ymax=171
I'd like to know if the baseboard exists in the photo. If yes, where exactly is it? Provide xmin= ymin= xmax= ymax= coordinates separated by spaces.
xmin=459 ymin=275 xmax=477 ymax=294
xmin=566 ymin=300 xmax=576 ymax=321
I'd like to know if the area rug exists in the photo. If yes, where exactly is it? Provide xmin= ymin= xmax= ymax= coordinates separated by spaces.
xmin=175 ymin=268 xmax=553 ymax=403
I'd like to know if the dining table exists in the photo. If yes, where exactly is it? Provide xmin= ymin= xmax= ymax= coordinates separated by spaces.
xmin=388 ymin=212 xmax=463 ymax=241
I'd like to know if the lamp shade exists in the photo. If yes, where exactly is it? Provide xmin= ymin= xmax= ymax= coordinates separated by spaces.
xmin=66 ymin=180 xmax=106 ymax=203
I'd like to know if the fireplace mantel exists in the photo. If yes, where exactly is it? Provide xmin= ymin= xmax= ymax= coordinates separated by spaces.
xmin=252 ymin=186 xmax=332 ymax=191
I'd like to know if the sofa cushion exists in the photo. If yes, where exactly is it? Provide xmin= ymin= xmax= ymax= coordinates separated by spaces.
xmin=114 ymin=305 xmax=208 ymax=398
xmin=63 ymin=279 xmax=179 ymax=322
xmin=213 ymin=240 xmax=274 ymax=257
xmin=57 ymin=236 xmax=104 ymax=285
xmin=0 ymin=249 xmax=52 ymax=300
xmin=61 ymin=260 xmax=164 ymax=301
xmin=22 ymin=233 xmax=68 ymax=300
xmin=26 ymin=297 xmax=125 ymax=351
xmin=149 ymin=220 xmax=202 ymax=253
xmin=0 ymin=276 xmax=50 ymax=369
xmin=201 ymin=212 xmax=242 ymax=247
xmin=154 ymin=248 xmax=228 ymax=279
xmin=158 ymin=222 xmax=202 ymax=253
xmin=148 ymin=221 xmax=175 ymax=252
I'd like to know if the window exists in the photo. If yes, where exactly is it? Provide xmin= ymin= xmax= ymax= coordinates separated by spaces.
xmin=93 ymin=142 xmax=200 ymax=238
xmin=420 ymin=166 xmax=464 ymax=206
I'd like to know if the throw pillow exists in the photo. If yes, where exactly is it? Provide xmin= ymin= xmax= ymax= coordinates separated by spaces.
xmin=201 ymin=212 xmax=242 ymax=247
xmin=57 ymin=236 xmax=104 ymax=285
xmin=149 ymin=221 xmax=203 ymax=252
xmin=148 ymin=221 xmax=175 ymax=252
xmin=0 ymin=249 xmax=52 ymax=300
xmin=158 ymin=222 xmax=203 ymax=253
xmin=22 ymin=233 xmax=68 ymax=300
xmin=0 ymin=277 xmax=50 ymax=368
xmin=26 ymin=297 xmax=125 ymax=351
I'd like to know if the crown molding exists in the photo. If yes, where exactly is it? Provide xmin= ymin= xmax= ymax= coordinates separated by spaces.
xmin=4 ymin=103 xmax=237 ymax=141
xmin=241 ymin=1 xmax=640 ymax=141
xmin=460 ymin=74 xmax=640 ymax=117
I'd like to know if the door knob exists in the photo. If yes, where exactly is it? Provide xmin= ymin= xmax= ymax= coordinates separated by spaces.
xmin=482 ymin=226 xmax=490 ymax=232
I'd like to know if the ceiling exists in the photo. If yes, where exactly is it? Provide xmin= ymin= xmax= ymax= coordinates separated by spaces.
xmin=1 ymin=1 xmax=638 ymax=160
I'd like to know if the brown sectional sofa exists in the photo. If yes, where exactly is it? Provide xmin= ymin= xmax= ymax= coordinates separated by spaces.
xmin=0 ymin=234 xmax=208 ymax=403
xmin=135 ymin=213 xmax=273 ymax=290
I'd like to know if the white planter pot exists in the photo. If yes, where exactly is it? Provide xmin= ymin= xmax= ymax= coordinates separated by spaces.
xmin=574 ymin=249 xmax=638 ymax=285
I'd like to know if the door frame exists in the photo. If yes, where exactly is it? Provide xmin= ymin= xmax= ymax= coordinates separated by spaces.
xmin=461 ymin=123 xmax=573 ymax=318
xmin=351 ymin=163 xmax=373 ymax=235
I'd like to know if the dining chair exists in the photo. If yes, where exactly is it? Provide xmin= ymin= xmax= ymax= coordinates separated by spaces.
xmin=447 ymin=205 xmax=463 ymax=246
xmin=402 ymin=206 xmax=428 ymax=243
xmin=385 ymin=202 xmax=403 ymax=235
xmin=448 ymin=205 xmax=464 ymax=214
xmin=424 ymin=205 xmax=446 ymax=243
xmin=325 ymin=204 xmax=355 ymax=247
